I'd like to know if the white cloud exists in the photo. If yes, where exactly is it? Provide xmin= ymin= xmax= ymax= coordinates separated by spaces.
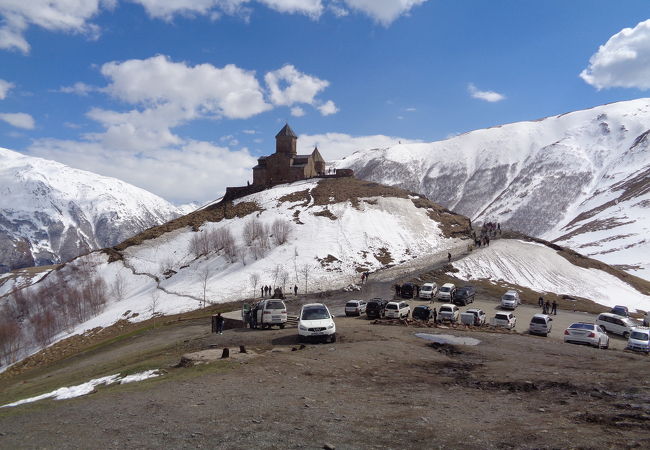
xmin=291 ymin=106 xmax=306 ymax=117
xmin=29 ymin=138 xmax=257 ymax=204
xmin=57 ymin=82 xmax=98 ymax=96
xmin=0 ymin=112 xmax=35 ymax=129
xmin=318 ymin=100 xmax=338 ymax=116
xmin=242 ymin=129 xmax=257 ymax=134
xmin=298 ymin=132 xmax=420 ymax=160
xmin=342 ymin=0 xmax=427 ymax=26
xmin=258 ymin=0 xmax=322 ymax=17
xmin=0 ymin=0 xmax=108 ymax=53
xmin=467 ymin=83 xmax=505 ymax=102
xmin=328 ymin=2 xmax=349 ymax=17
xmin=580 ymin=19 xmax=650 ymax=90
xmin=265 ymin=64 xmax=330 ymax=106
xmin=0 ymin=79 xmax=14 ymax=99
xmin=405 ymin=107 xmax=416 ymax=112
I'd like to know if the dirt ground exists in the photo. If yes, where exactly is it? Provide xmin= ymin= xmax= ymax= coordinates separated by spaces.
xmin=1 ymin=278 xmax=650 ymax=449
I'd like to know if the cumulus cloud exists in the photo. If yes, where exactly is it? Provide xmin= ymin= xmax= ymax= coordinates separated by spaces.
xmin=467 ymin=83 xmax=505 ymax=102
xmin=0 ymin=112 xmax=35 ymax=129
xmin=298 ymin=132 xmax=420 ymax=160
xmin=56 ymin=82 xmax=99 ymax=96
xmin=29 ymin=138 xmax=257 ymax=204
xmin=0 ymin=0 xmax=108 ymax=53
xmin=318 ymin=100 xmax=339 ymax=116
xmin=291 ymin=106 xmax=306 ymax=117
xmin=0 ymin=79 xmax=14 ymax=99
xmin=265 ymin=64 xmax=330 ymax=106
xmin=580 ymin=19 xmax=650 ymax=90
xmin=258 ymin=0 xmax=323 ymax=17
xmin=341 ymin=0 xmax=428 ymax=26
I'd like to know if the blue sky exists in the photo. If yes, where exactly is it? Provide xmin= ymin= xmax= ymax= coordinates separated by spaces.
xmin=1 ymin=0 xmax=650 ymax=204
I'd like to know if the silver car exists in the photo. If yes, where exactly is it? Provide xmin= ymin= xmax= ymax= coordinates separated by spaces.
xmin=529 ymin=314 xmax=553 ymax=336
xmin=563 ymin=322 xmax=609 ymax=349
xmin=345 ymin=300 xmax=367 ymax=316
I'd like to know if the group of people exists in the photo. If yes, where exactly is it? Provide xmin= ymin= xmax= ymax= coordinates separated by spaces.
xmin=538 ymin=296 xmax=558 ymax=315
xmin=260 ymin=285 xmax=298 ymax=298
xmin=360 ymin=271 xmax=370 ymax=284
xmin=471 ymin=221 xmax=501 ymax=248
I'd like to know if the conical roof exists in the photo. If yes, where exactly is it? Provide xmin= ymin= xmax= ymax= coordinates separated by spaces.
xmin=275 ymin=123 xmax=297 ymax=138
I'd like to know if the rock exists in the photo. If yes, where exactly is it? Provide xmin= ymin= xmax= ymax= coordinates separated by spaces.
xmin=538 ymin=408 xmax=546 ymax=413
xmin=323 ymin=444 xmax=336 ymax=450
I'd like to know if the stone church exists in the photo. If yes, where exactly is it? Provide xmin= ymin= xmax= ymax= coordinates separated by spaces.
xmin=252 ymin=124 xmax=326 ymax=187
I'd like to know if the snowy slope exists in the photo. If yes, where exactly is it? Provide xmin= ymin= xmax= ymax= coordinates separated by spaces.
xmin=452 ymin=239 xmax=650 ymax=312
xmin=334 ymin=99 xmax=650 ymax=280
xmin=0 ymin=147 xmax=181 ymax=272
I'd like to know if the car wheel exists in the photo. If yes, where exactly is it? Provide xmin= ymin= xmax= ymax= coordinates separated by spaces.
xmin=623 ymin=331 xmax=630 ymax=339
xmin=600 ymin=326 xmax=607 ymax=333
xmin=604 ymin=338 xmax=609 ymax=349
xmin=279 ymin=324 xmax=285 ymax=329
xmin=330 ymin=333 xmax=337 ymax=343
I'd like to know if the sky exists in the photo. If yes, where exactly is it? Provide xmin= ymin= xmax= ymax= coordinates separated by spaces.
xmin=1 ymin=0 xmax=650 ymax=204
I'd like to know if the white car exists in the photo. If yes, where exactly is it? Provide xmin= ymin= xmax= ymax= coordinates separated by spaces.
xmin=564 ymin=322 xmax=609 ymax=348
xmin=345 ymin=300 xmax=367 ymax=316
xmin=438 ymin=304 xmax=460 ymax=323
xmin=419 ymin=282 xmax=438 ymax=300
xmin=253 ymin=299 xmax=288 ymax=329
xmin=529 ymin=314 xmax=553 ymax=336
xmin=298 ymin=303 xmax=336 ymax=343
xmin=462 ymin=309 xmax=486 ymax=326
xmin=385 ymin=301 xmax=411 ymax=319
xmin=500 ymin=290 xmax=521 ymax=310
xmin=492 ymin=312 xmax=516 ymax=329
xmin=596 ymin=313 xmax=637 ymax=339
xmin=437 ymin=283 xmax=456 ymax=301
xmin=627 ymin=327 xmax=650 ymax=352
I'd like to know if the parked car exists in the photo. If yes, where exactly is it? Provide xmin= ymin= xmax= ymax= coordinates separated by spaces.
xmin=400 ymin=282 xmax=418 ymax=299
xmin=610 ymin=305 xmax=630 ymax=317
xmin=252 ymin=299 xmax=287 ymax=329
xmin=345 ymin=300 xmax=367 ymax=316
xmin=500 ymin=290 xmax=521 ymax=310
xmin=626 ymin=327 xmax=650 ymax=352
xmin=438 ymin=304 xmax=460 ymax=323
xmin=461 ymin=308 xmax=486 ymax=326
xmin=529 ymin=314 xmax=553 ymax=336
xmin=596 ymin=313 xmax=637 ymax=338
xmin=366 ymin=298 xmax=387 ymax=319
xmin=437 ymin=283 xmax=456 ymax=302
xmin=563 ymin=322 xmax=609 ymax=348
xmin=419 ymin=282 xmax=438 ymax=300
xmin=298 ymin=303 xmax=336 ymax=343
xmin=492 ymin=312 xmax=516 ymax=329
xmin=453 ymin=285 xmax=476 ymax=306
xmin=385 ymin=301 xmax=411 ymax=319
xmin=412 ymin=305 xmax=433 ymax=321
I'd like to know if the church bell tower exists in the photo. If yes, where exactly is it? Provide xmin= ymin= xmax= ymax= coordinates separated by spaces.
xmin=275 ymin=123 xmax=297 ymax=156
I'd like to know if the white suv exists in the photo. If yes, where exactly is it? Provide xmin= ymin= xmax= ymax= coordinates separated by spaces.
xmin=345 ymin=300 xmax=367 ymax=316
xmin=419 ymin=282 xmax=438 ymax=300
xmin=298 ymin=303 xmax=336 ymax=343
xmin=438 ymin=304 xmax=460 ymax=323
xmin=385 ymin=301 xmax=410 ymax=319
xmin=492 ymin=312 xmax=516 ymax=329
xmin=500 ymin=290 xmax=521 ymax=310
xmin=437 ymin=283 xmax=456 ymax=301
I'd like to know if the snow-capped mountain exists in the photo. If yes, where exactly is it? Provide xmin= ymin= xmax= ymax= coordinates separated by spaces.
xmin=334 ymin=98 xmax=650 ymax=280
xmin=0 ymin=147 xmax=182 ymax=272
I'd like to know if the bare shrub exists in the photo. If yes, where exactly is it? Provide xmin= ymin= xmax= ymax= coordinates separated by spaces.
xmin=159 ymin=256 xmax=176 ymax=275
xmin=210 ymin=228 xmax=233 ymax=252
xmin=0 ymin=314 xmax=22 ymax=365
xmin=32 ymin=310 xmax=58 ymax=347
xmin=272 ymin=219 xmax=291 ymax=246
xmin=279 ymin=269 xmax=290 ymax=292
xmin=12 ymin=288 xmax=30 ymax=318
xmin=150 ymin=290 xmax=161 ymax=328
xmin=84 ymin=277 xmax=107 ymax=315
xmin=242 ymin=219 xmax=266 ymax=246
xmin=223 ymin=238 xmax=239 ymax=263
xmin=301 ymin=263 xmax=313 ymax=295
xmin=189 ymin=231 xmax=211 ymax=258
xmin=249 ymin=273 xmax=260 ymax=299
xmin=110 ymin=273 xmax=127 ymax=301
xmin=250 ymin=241 xmax=266 ymax=260
xmin=272 ymin=264 xmax=282 ymax=289
xmin=200 ymin=267 xmax=210 ymax=308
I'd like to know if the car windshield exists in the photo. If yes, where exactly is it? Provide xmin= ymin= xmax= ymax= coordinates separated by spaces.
xmin=441 ymin=306 xmax=452 ymax=312
xmin=631 ymin=331 xmax=649 ymax=340
xmin=569 ymin=323 xmax=594 ymax=330
xmin=503 ymin=295 xmax=515 ymax=301
xmin=345 ymin=302 xmax=359 ymax=307
xmin=531 ymin=317 xmax=547 ymax=324
xmin=495 ymin=314 xmax=508 ymax=320
xmin=440 ymin=287 xmax=450 ymax=292
xmin=386 ymin=304 xmax=397 ymax=309
xmin=266 ymin=301 xmax=285 ymax=310
xmin=421 ymin=286 xmax=432 ymax=291
xmin=301 ymin=307 xmax=329 ymax=320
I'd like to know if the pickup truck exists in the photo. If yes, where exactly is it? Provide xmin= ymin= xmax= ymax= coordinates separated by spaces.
xmin=492 ymin=312 xmax=516 ymax=329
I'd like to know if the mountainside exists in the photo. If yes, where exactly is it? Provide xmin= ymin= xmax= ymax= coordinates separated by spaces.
xmin=0 ymin=148 xmax=181 ymax=272
xmin=334 ymin=98 xmax=650 ymax=280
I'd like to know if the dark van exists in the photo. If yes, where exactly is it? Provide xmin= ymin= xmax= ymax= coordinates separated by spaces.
xmin=453 ymin=285 xmax=476 ymax=306
xmin=366 ymin=298 xmax=387 ymax=319
xmin=400 ymin=282 xmax=418 ymax=299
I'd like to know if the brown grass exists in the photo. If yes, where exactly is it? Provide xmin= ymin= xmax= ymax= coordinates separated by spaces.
xmin=313 ymin=209 xmax=337 ymax=220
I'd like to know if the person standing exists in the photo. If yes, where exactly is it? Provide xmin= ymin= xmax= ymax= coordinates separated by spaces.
xmin=216 ymin=313 xmax=225 ymax=334
xmin=551 ymin=300 xmax=558 ymax=315
xmin=538 ymin=296 xmax=544 ymax=308
xmin=294 ymin=284 xmax=298 ymax=296
xmin=260 ymin=286 xmax=264 ymax=298
xmin=432 ymin=307 xmax=438 ymax=324
xmin=447 ymin=252 xmax=452 ymax=263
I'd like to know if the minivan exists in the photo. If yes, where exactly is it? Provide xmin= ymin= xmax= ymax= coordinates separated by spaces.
xmin=437 ymin=283 xmax=456 ymax=301
xmin=419 ymin=282 xmax=438 ymax=300
xmin=345 ymin=300 xmax=367 ymax=316
xmin=529 ymin=314 xmax=552 ymax=336
xmin=596 ymin=313 xmax=636 ymax=338
xmin=253 ymin=299 xmax=288 ymax=329
xmin=626 ymin=327 xmax=650 ymax=352
xmin=500 ymin=290 xmax=521 ymax=310
xmin=453 ymin=285 xmax=476 ymax=306
xmin=385 ymin=301 xmax=411 ymax=319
